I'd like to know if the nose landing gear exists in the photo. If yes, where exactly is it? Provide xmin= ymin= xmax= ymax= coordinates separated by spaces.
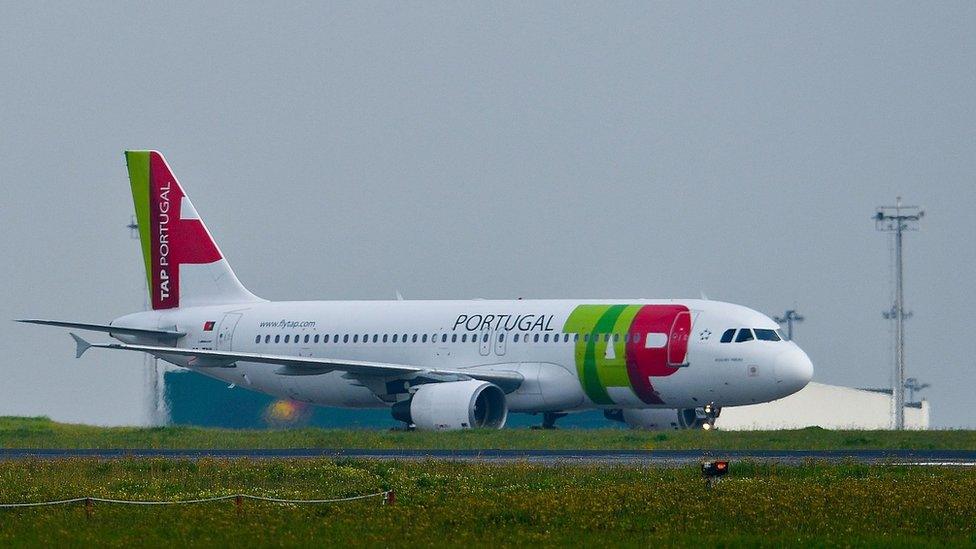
xmin=701 ymin=402 xmax=721 ymax=430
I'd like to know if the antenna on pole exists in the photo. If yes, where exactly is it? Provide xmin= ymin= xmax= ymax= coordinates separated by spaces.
xmin=904 ymin=377 xmax=930 ymax=405
xmin=127 ymin=216 xmax=139 ymax=239
xmin=774 ymin=309 xmax=804 ymax=341
xmin=875 ymin=197 xmax=923 ymax=430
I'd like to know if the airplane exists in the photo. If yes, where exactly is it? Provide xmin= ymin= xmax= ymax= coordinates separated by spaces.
xmin=19 ymin=151 xmax=814 ymax=430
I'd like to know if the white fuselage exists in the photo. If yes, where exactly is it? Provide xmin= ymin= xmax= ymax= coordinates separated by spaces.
xmin=112 ymin=298 xmax=814 ymax=415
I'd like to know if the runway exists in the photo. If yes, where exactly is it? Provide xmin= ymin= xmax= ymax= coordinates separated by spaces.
xmin=2 ymin=448 xmax=976 ymax=466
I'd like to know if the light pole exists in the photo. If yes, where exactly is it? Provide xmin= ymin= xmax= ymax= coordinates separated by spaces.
xmin=875 ymin=197 xmax=923 ymax=430
xmin=904 ymin=377 xmax=930 ymax=405
xmin=774 ymin=309 xmax=804 ymax=341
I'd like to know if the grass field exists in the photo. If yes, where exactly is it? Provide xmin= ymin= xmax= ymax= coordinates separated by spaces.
xmin=0 ymin=458 xmax=973 ymax=546
xmin=2 ymin=416 xmax=976 ymax=450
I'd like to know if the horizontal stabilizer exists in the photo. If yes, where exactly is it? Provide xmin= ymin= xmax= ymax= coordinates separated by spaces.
xmin=16 ymin=319 xmax=184 ymax=340
xmin=69 ymin=333 xmax=91 ymax=358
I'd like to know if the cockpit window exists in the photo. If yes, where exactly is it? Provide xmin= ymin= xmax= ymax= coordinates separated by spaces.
xmin=754 ymin=329 xmax=781 ymax=341
xmin=735 ymin=328 xmax=754 ymax=343
xmin=720 ymin=329 xmax=735 ymax=343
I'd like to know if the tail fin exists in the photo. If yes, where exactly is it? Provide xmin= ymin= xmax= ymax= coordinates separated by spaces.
xmin=125 ymin=150 xmax=261 ymax=310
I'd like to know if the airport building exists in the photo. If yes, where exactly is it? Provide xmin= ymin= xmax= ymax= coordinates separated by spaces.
xmin=717 ymin=382 xmax=930 ymax=430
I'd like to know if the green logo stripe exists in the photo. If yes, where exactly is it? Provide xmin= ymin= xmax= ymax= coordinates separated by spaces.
xmin=565 ymin=304 xmax=633 ymax=405
xmin=565 ymin=305 xmax=611 ymax=403
xmin=599 ymin=304 xmax=642 ymax=388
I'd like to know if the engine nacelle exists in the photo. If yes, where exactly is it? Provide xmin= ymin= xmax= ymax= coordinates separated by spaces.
xmin=392 ymin=380 xmax=508 ymax=430
xmin=604 ymin=408 xmax=704 ymax=430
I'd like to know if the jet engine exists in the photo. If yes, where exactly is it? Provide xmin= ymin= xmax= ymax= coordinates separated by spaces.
xmin=604 ymin=408 xmax=705 ymax=430
xmin=392 ymin=380 xmax=508 ymax=430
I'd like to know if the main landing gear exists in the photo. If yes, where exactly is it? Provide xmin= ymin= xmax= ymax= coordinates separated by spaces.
xmin=531 ymin=412 xmax=567 ymax=430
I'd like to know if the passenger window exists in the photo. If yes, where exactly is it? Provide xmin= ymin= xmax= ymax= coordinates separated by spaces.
xmin=720 ymin=329 xmax=735 ymax=343
xmin=452 ymin=334 xmax=457 ymax=343
xmin=275 ymin=335 xmax=281 ymax=343
xmin=513 ymin=334 xmax=520 ymax=343
xmin=353 ymin=335 xmax=359 ymax=343
xmin=304 ymin=335 xmax=310 ymax=343
xmin=254 ymin=335 xmax=260 ymax=344
xmin=342 ymin=334 xmax=349 ymax=343
xmin=442 ymin=334 xmax=448 ymax=343
xmin=461 ymin=334 xmax=468 ymax=343
xmin=422 ymin=334 xmax=428 ymax=343
xmin=392 ymin=334 xmax=398 ymax=343
xmin=755 ymin=329 xmax=780 ymax=341
xmin=498 ymin=333 xmax=505 ymax=342
xmin=313 ymin=334 xmax=320 ymax=343
xmin=264 ymin=335 xmax=271 ymax=344
xmin=482 ymin=333 xmax=489 ymax=342
xmin=333 ymin=334 xmax=339 ymax=343
xmin=284 ymin=335 xmax=290 ymax=343
xmin=373 ymin=334 xmax=379 ymax=343
xmin=583 ymin=333 xmax=590 ymax=342
xmin=543 ymin=334 xmax=550 ymax=342
xmin=382 ymin=334 xmax=388 ymax=343
xmin=574 ymin=333 xmax=579 ymax=342
xmin=533 ymin=334 xmax=540 ymax=343
xmin=564 ymin=333 xmax=570 ymax=343
xmin=735 ymin=329 xmax=754 ymax=343
xmin=412 ymin=334 xmax=418 ymax=343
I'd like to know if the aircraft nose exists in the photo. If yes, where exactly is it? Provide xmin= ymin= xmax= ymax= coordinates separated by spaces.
xmin=774 ymin=346 xmax=814 ymax=395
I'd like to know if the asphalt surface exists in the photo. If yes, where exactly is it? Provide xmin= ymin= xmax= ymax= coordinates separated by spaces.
xmin=2 ymin=448 xmax=975 ymax=466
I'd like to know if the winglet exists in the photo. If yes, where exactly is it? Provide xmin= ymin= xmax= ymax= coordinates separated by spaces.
xmin=69 ymin=333 xmax=92 ymax=358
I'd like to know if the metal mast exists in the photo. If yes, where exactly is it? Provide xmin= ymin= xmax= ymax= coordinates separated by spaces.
xmin=874 ymin=197 xmax=923 ymax=430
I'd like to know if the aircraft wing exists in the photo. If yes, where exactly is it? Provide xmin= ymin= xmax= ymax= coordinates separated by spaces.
xmin=17 ymin=319 xmax=184 ymax=340
xmin=68 ymin=334 xmax=523 ymax=392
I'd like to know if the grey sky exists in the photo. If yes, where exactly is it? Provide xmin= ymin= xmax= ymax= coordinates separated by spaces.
xmin=2 ymin=2 xmax=974 ymax=427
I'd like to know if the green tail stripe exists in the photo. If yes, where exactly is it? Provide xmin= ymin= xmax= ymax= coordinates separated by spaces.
xmin=124 ymin=151 xmax=152 ymax=297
